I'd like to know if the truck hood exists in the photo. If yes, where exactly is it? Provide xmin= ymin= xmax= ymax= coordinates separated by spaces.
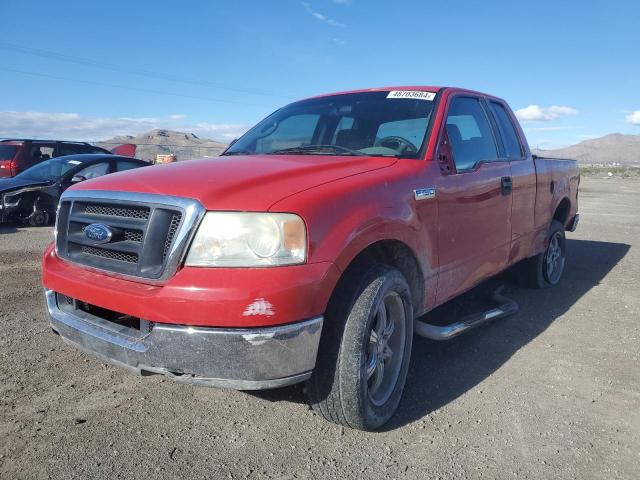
xmin=71 ymin=154 xmax=397 ymax=210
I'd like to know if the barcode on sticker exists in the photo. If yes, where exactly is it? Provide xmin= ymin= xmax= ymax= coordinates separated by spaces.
xmin=387 ymin=90 xmax=436 ymax=101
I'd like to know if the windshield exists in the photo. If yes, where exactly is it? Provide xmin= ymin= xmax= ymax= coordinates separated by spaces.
xmin=16 ymin=157 xmax=85 ymax=182
xmin=224 ymin=90 xmax=437 ymax=159
xmin=0 ymin=145 xmax=19 ymax=161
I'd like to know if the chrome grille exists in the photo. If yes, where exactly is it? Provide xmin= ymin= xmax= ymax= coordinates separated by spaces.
xmin=55 ymin=191 xmax=204 ymax=282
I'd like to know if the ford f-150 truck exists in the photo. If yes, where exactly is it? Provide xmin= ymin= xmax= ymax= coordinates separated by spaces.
xmin=42 ymin=87 xmax=579 ymax=431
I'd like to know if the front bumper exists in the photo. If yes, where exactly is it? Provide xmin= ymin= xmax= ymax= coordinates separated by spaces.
xmin=42 ymin=244 xmax=340 ymax=328
xmin=44 ymin=289 xmax=323 ymax=389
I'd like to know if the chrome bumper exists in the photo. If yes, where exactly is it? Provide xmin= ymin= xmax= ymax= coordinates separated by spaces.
xmin=44 ymin=289 xmax=323 ymax=390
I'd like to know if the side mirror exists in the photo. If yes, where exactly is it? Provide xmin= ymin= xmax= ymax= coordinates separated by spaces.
xmin=436 ymin=134 xmax=454 ymax=175
xmin=71 ymin=175 xmax=87 ymax=183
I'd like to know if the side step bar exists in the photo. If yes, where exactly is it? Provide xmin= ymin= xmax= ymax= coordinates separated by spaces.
xmin=414 ymin=286 xmax=518 ymax=341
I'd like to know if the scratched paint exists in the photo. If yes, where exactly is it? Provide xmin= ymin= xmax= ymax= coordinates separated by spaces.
xmin=242 ymin=298 xmax=275 ymax=317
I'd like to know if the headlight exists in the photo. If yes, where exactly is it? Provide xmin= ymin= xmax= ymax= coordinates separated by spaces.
xmin=185 ymin=212 xmax=306 ymax=267
xmin=3 ymin=194 xmax=20 ymax=207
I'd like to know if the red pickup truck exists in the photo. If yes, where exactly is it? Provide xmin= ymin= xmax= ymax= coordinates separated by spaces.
xmin=42 ymin=87 xmax=579 ymax=430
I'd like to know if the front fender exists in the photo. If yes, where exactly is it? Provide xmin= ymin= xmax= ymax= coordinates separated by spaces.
xmin=270 ymin=163 xmax=438 ymax=312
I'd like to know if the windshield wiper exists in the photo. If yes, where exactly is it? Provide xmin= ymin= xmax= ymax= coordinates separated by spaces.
xmin=221 ymin=150 xmax=254 ymax=156
xmin=267 ymin=145 xmax=364 ymax=156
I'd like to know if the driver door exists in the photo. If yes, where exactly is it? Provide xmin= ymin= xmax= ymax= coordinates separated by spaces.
xmin=434 ymin=95 xmax=512 ymax=303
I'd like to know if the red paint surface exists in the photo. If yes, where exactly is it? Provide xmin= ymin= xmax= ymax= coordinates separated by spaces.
xmin=42 ymin=87 xmax=579 ymax=327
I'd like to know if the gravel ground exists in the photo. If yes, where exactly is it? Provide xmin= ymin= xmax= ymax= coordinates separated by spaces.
xmin=1 ymin=176 xmax=638 ymax=479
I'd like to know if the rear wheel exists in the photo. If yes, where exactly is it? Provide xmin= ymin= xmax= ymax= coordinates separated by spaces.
xmin=306 ymin=264 xmax=413 ymax=431
xmin=518 ymin=220 xmax=566 ymax=288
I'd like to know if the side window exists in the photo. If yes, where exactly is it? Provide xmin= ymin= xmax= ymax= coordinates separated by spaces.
xmin=75 ymin=162 xmax=109 ymax=180
xmin=30 ymin=144 xmax=55 ymax=163
xmin=255 ymin=114 xmax=320 ymax=152
xmin=489 ymin=101 xmax=523 ymax=159
xmin=88 ymin=147 xmax=108 ymax=154
xmin=58 ymin=144 xmax=85 ymax=156
xmin=116 ymin=160 xmax=142 ymax=172
xmin=445 ymin=97 xmax=498 ymax=171
xmin=58 ymin=144 xmax=106 ymax=156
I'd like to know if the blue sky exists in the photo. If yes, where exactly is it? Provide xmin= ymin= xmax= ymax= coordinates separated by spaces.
xmin=0 ymin=0 xmax=639 ymax=148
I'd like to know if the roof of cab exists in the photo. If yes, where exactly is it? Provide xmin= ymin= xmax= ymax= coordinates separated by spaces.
xmin=304 ymin=86 xmax=496 ymax=101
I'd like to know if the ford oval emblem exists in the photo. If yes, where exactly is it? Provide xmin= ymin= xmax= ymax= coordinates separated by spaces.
xmin=84 ymin=223 xmax=113 ymax=244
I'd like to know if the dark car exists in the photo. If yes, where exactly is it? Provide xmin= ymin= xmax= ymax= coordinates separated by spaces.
xmin=0 ymin=139 xmax=137 ymax=178
xmin=0 ymin=154 xmax=148 ymax=226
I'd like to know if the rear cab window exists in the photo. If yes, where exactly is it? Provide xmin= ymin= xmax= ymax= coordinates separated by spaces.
xmin=489 ymin=101 xmax=523 ymax=159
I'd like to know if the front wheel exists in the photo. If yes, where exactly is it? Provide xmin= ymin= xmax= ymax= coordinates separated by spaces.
xmin=306 ymin=264 xmax=413 ymax=431
xmin=518 ymin=220 xmax=567 ymax=288
xmin=28 ymin=209 xmax=50 ymax=227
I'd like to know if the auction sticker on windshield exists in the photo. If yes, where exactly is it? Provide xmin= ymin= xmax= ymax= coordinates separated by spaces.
xmin=387 ymin=90 xmax=436 ymax=101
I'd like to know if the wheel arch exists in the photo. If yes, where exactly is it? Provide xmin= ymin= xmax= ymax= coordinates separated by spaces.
xmin=329 ymin=238 xmax=427 ymax=318
xmin=553 ymin=197 xmax=571 ymax=228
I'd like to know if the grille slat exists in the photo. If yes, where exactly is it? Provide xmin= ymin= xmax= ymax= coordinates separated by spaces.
xmin=84 ymin=204 xmax=150 ymax=219
xmin=163 ymin=213 xmax=182 ymax=260
xmin=81 ymin=245 xmax=139 ymax=264
xmin=124 ymin=230 xmax=144 ymax=243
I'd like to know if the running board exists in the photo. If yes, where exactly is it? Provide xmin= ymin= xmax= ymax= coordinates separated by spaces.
xmin=414 ymin=286 xmax=518 ymax=341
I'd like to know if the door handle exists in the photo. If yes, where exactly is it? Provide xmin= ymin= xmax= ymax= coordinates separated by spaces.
xmin=501 ymin=176 xmax=513 ymax=195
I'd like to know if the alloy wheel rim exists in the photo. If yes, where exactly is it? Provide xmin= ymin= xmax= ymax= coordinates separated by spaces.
xmin=365 ymin=291 xmax=406 ymax=407
xmin=545 ymin=232 xmax=565 ymax=284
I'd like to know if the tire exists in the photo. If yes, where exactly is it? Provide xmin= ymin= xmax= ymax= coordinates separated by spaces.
xmin=518 ymin=220 xmax=567 ymax=289
xmin=306 ymin=264 xmax=413 ymax=431
xmin=28 ymin=210 xmax=49 ymax=227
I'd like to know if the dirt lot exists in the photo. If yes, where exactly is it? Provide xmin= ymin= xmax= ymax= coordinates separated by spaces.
xmin=1 ymin=176 xmax=638 ymax=479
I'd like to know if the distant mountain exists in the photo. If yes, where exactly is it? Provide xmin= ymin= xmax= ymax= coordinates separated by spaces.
xmin=96 ymin=129 xmax=227 ymax=162
xmin=532 ymin=133 xmax=640 ymax=166
xmin=95 ymin=129 xmax=640 ymax=167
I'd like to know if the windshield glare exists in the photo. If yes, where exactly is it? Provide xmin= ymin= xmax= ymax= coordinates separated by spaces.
xmin=224 ymin=91 xmax=437 ymax=158
xmin=16 ymin=157 xmax=83 ymax=182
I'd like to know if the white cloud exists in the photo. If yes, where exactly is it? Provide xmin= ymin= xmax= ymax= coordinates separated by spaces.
xmin=302 ymin=2 xmax=346 ymax=27
xmin=515 ymin=105 xmax=578 ymax=122
xmin=0 ymin=111 xmax=249 ymax=142
xmin=625 ymin=110 xmax=640 ymax=125
xmin=526 ymin=125 xmax=580 ymax=132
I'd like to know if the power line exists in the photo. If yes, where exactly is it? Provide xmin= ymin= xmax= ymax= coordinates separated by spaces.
xmin=0 ymin=42 xmax=292 ymax=100
xmin=0 ymin=67 xmax=276 ymax=108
